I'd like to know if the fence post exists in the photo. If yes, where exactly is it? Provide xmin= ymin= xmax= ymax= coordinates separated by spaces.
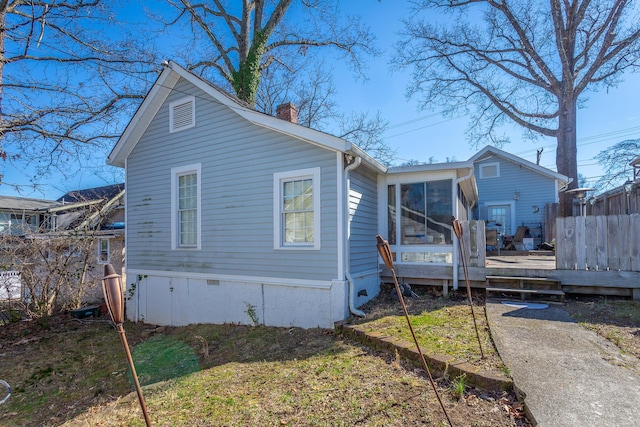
xmin=631 ymin=214 xmax=640 ymax=272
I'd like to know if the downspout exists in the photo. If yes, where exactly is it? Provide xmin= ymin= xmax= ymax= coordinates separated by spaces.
xmin=344 ymin=155 xmax=365 ymax=317
xmin=452 ymin=167 xmax=474 ymax=291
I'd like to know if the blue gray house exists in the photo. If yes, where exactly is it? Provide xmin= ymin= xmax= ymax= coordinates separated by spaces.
xmin=470 ymin=146 xmax=570 ymax=248
xmin=107 ymin=61 xmax=478 ymax=328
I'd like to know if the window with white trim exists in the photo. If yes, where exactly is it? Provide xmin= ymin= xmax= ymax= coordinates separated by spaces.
xmin=169 ymin=96 xmax=195 ymax=133
xmin=273 ymin=168 xmax=321 ymax=250
xmin=98 ymin=238 xmax=110 ymax=264
xmin=479 ymin=162 xmax=500 ymax=179
xmin=171 ymin=163 xmax=202 ymax=249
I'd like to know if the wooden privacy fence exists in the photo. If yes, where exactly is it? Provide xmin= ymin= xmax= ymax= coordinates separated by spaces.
xmin=556 ymin=214 xmax=640 ymax=271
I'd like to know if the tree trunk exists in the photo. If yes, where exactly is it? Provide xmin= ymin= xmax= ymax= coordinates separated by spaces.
xmin=232 ymin=31 xmax=268 ymax=106
xmin=556 ymin=95 xmax=579 ymax=216
xmin=0 ymin=6 xmax=5 ymax=138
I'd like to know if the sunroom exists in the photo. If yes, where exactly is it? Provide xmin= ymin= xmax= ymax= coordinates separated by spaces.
xmin=377 ymin=162 xmax=478 ymax=289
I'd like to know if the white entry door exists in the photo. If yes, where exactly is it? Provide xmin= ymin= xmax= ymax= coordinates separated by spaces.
xmin=486 ymin=204 xmax=513 ymax=236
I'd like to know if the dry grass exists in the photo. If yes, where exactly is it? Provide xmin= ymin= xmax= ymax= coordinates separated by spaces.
xmin=352 ymin=285 xmax=504 ymax=374
xmin=564 ymin=296 xmax=640 ymax=359
xmin=0 ymin=304 xmax=527 ymax=427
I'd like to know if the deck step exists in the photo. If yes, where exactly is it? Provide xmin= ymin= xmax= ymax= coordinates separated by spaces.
xmin=486 ymin=287 xmax=565 ymax=296
xmin=486 ymin=287 xmax=565 ymax=304
xmin=486 ymin=275 xmax=560 ymax=283
xmin=485 ymin=275 xmax=565 ymax=304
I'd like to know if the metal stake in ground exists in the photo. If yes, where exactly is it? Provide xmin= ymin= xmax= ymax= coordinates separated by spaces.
xmin=102 ymin=264 xmax=152 ymax=427
xmin=0 ymin=379 xmax=10 ymax=405
xmin=376 ymin=235 xmax=454 ymax=427
xmin=451 ymin=218 xmax=485 ymax=359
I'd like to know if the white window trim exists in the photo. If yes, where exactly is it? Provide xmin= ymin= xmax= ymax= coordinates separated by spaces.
xmin=169 ymin=96 xmax=196 ymax=133
xmin=171 ymin=163 xmax=202 ymax=250
xmin=479 ymin=162 xmax=500 ymax=179
xmin=97 ymin=238 xmax=110 ymax=265
xmin=273 ymin=167 xmax=321 ymax=250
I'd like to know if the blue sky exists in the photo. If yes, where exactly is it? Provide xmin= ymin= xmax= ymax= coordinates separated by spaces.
xmin=2 ymin=1 xmax=638 ymax=200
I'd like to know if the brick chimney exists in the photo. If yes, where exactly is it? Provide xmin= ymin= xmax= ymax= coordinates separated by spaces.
xmin=276 ymin=102 xmax=298 ymax=124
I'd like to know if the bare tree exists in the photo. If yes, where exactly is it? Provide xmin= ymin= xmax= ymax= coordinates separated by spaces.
xmin=594 ymin=138 xmax=640 ymax=191
xmin=257 ymin=61 xmax=395 ymax=165
xmin=0 ymin=1 xmax=157 ymax=192
xmin=10 ymin=232 xmax=100 ymax=318
xmin=159 ymin=2 xmax=394 ymax=164
xmin=394 ymin=0 xmax=640 ymax=215
xmin=338 ymin=111 xmax=395 ymax=166
xmin=163 ymin=0 xmax=378 ymax=107
xmin=0 ymin=192 xmax=122 ymax=320
xmin=256 ymin=61 xmax=338 ymax=129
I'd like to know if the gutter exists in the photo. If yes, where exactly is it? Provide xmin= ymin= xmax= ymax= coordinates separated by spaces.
xmin=344 ymin=155 xmax=365 ymax=318
xmin=451 ymin=166 xmax=475 ymax=291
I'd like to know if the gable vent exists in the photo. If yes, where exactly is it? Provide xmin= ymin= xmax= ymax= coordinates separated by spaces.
xmin=169 ymin=96 xmax=195 ymax=132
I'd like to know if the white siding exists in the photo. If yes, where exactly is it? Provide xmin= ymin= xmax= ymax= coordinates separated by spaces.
xmin=128 ymin=271 xmax=346 ymax=328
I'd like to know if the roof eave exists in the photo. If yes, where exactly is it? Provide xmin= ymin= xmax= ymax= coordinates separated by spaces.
xmin=108 ymin=60 xmax=388 ymax=174
xmin=470 ymin=145 xmax=570 ymax=185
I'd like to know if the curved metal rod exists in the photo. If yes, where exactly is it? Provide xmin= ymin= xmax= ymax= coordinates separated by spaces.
xmin=376 ymin=235 xmax=454 ymax=427
xmin=0 ymin=379 xmax=11 ymax=405
xmin=452 ymin=218 xmax=485 ymax=359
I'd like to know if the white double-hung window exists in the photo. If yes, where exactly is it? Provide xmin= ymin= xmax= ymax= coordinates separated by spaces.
xmin=171 ymin=163 xmax=201 ymax=249
xmin=274 ymin=167 xmax=320 ymax=250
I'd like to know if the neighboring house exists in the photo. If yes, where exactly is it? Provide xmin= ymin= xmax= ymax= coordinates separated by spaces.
xmin=0 ymin=184 xmax=125 ymax=305
xmin=0 ymin=196 xmax=60 ymax=235
xmin=470 ymin=146 xmax=570 ymax=248
xmin=54 ymin=184 xmax=126 ymax=302
xmin=107 ymin=61 xmax=478 ymax=329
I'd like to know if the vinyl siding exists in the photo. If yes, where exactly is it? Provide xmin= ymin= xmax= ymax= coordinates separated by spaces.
xmin=126 ymin=77 xmax=339 ymax=281
xmin=475 ymin=155 xmax=557 ymax=232
xmin=349 ymin=166 xmax=379 ymax=273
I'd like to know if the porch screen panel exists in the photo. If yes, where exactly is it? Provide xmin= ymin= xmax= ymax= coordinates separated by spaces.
xmin=387 ymin=185 xmax=396 ymax=244
xmin=400 ymin=183 xmax=427 ymax=245
xmin=425 ymin=180 xmax=452 ymax=244
xmin=397 ymin=180 xmax=453 ymax=245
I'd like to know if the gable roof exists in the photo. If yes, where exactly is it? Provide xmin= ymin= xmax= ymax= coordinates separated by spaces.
xmin=107 ymin=61 xmax=385 ymax=173
xmin=54 ymin=184 xmax=125 ymax=230
xmin=57 ymin=183 xmax=125 ymax=204
xmin=469 ymin=145 xmax=571 ymax=188
xmin=0 ymin=196 xmax=61 ymax=211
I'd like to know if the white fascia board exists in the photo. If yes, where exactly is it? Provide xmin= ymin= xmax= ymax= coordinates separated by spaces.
xmin=387 ymin=160 xmax=475 ymax=174
xmin=347 ymin=144 xmax=387 ymax=173
xmin=109 ymin=60 xmax=386 ymax=172
xmin=107 ymin=67 xmax=179 ymax=167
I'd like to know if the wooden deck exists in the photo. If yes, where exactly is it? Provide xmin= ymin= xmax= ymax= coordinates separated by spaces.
xmin=381 ymin=251 xmax=640 ymax=300
xmin=486 ymin=253 xmax=555 ymax=270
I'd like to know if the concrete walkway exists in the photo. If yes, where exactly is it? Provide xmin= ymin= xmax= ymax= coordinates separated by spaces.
xmin=486 ymin=301 xmax=640 ymax=427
